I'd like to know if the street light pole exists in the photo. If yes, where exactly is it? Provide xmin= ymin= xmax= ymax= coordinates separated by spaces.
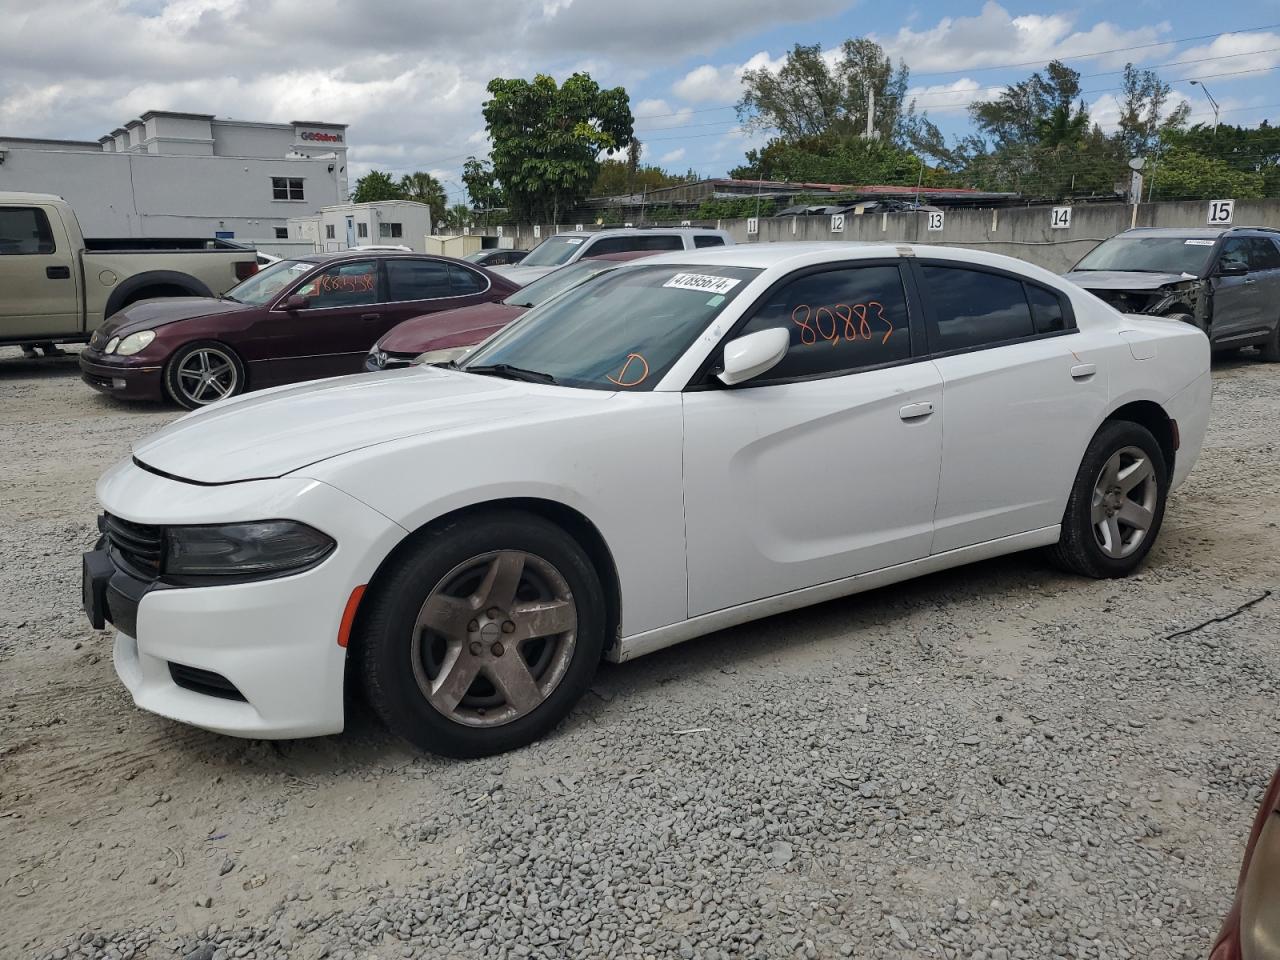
xmin=1189 ymin=80 xmax=1220 ymax=135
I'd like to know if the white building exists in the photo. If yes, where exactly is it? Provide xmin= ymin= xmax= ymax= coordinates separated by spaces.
xmin=288 ymin=200 xmax=433 ymax=253
xmin=0 ymin=111 xmax=349 ymax=240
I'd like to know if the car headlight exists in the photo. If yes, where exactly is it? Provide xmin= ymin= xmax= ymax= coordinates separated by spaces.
xmin=414 ymin=346 xmax=471 ymax=366
xmin=164 ymin=521 xmax=334 ymax=580
xmin=105 ymin=336 xmax=120 ymax=354
xmin=115 ymin=330 xmax=156 ymax=356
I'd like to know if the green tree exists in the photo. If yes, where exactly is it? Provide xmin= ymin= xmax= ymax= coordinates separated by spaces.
xmin=737 ymin=39 xmax=911 ymax=144
xmin=1147 ymin=150 xmax=1265 ymax=201
xmin=730 ymin=134 xmax=949 ymax=187
xmin=351 ymin=170 xmax=405 ymax=203
xmin=442 ymin=203 xmax=473 ymax=230
xmin=399 ymin=171 xmax=448 ymax=225
xmin=1163 ymin=122 xmax=1280 ymax=197
xmin=461 ymin=157 xmax=506 ymax=220
xmin=482 ymin=72 xmax=634 ymax=222
xmin=969 ymin=61 xmax=1089 ymax=151
xmin=1116 ymin=64 xmax=1189 ymax=157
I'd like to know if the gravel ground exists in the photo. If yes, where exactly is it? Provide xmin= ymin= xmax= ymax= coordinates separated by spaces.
xmin=2 ymin=345 xmax=1277 ymax=960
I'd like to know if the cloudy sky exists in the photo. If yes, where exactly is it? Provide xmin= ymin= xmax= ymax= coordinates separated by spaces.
xmin=2 ymin=0 xmax=1277 ymax=203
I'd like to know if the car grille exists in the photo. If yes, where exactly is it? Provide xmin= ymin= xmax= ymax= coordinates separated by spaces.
xmin=104 ymin=513 xmax=164 ymax=579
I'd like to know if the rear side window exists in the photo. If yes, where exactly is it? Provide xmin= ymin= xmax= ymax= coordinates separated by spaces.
xmin=921 ymin=265 xmax=1034 ymax=352
xmin=0 ymin=207 xmax=56 ymax=255
xmin=1247 ymin=238 xmax=1280 ymax=270
xmin=733 ymin=265 xmax=912 ymax=382
xmin=449 ymin=264 xmax=488 ymax=295
xmin=1025 ymin=284 xmax=1071 ymax=334
xmin=589 ymin=235 xmax=684 ymax=255
xmin=694 ymin=235 xmax=725 ymax=248
xmin=386 ymin=259 xmax=452 ymax=301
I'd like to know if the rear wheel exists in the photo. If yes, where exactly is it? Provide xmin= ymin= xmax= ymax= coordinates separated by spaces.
xmin=1048 ymin=420 xmax=1168 ymax=579
xmin=1260 ymin=317 xmax=1280 ymax=362
xmin=164 ymin=341 xmax=245 ymax=409
xmin=357 ymin=511 xmax=606 ymax=758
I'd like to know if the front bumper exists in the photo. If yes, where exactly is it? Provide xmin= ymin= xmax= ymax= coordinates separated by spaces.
xmin=87 ymin=458 xmax=408 ymax=739
xmin=79 ymin=348 xmax=165 ymax=402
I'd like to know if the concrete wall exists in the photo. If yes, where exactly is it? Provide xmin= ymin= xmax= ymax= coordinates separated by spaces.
xmin=0 ymin=146 xmax=346 ymax=238
xmin=491 ymin=199 xmax=1280 ymax=273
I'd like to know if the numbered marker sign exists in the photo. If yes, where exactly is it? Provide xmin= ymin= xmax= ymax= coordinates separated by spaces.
xmin=575 ymin=224 xmax=584 ymax=231
xmin=496 ymin=225 xmax=503 ymax=237
xmin=1208 ymin=199 xmax=1234 ymax=225
xmin=463 ymin=225 xmax=470 ymax=235
xmin=680 ymin=220 xmax=691 ymax=227
xmin=624 ymin=222 xmax=634 ymax=228
xmin=533 ymin=224 xmax=541 ymax=238
xmin=830 ymin=213 xmax=845 ymax=234
xmin=746 ymin=217 xmax=759 ymax=236
xmin=1051 ymin=206 xmax=1072 ymax=229
xmin=927 ymin=211 xmax=945 ymax=232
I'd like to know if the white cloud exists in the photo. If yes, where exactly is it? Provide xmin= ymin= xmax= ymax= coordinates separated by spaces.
xmin=658 ymin=147 xmax=686 ymax=165
xmin=673 ymin=51 xmax=786 ymax=104
xmin=876 ymin=2 xmax=1172 ymax=74
xmin=904 ymin=79 xmax=1007 ymax=115
xmin=634 ymin=98 xmax=694 ymax=130
xmin=1087 ymin=89 xmax=1193 ymax=135
xmin=1174 ymin=32 xmax=1280 ymax=81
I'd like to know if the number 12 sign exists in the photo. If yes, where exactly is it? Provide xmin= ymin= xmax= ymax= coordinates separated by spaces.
xmin=1208 ymin=199 xmax=1234 ymax=225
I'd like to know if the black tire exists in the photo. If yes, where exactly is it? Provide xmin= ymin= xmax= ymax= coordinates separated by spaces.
xmin=1260 ymin=319 xmax=1280 ymax=363
xmin=163 ymin=341 xmax=246 ymax=410
xmin=356 ymin=510 xmax=606 ymax=758
xmin=1048 ymin=420 xmax=1168 ymax=579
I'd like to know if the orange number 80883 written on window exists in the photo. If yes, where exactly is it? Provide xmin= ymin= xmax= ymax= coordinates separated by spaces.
xmin=791 ymin=302 xmax=893 ymax=347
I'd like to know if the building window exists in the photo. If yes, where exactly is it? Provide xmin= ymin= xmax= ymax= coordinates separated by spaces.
xmin=274 ymin=227 xmax=288 ymax=239
xmin=325 ymin=225 xmax=336 ymax=240
xmin=357 ymin=222 xmax=368 ymax=239
xmin=271 ymin=177 xmax=305 ymax=201
xmin=379 ymin=222 xmax=403 ymax=239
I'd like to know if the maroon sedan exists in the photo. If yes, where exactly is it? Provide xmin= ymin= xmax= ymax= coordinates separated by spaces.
xmin=80 ymin=252 xmax=518 ymax=408
xmin=365 ymin=251 xmax=654 ymax=372
xmin=1210 ymin=764 xmax=1280 ymax=960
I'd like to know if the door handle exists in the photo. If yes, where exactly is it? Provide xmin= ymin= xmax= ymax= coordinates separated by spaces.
xmin=899 ymin=401 xmax=934 ymax=421
xmin=1070 ymin=362 xmax=1097 ymax=380
xmin=360 ymin=313 xmax=381 ymax=321
xmin=46 ymin=265 xmax=71 ymax=280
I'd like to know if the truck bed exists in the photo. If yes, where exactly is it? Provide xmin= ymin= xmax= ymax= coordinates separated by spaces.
xmin=83 ymin=237 xmax=246 ymax=252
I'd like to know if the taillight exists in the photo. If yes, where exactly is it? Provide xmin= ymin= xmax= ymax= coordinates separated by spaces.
xmin=234 ymin=260 xmax=259 ymax=281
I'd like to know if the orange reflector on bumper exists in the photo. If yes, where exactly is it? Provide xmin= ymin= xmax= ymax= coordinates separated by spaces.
xmin=337 ymin=585 xmax=367 ymax=648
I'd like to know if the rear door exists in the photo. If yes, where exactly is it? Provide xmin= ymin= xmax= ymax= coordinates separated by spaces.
xmin=0 ymin=204 xmax=80 ymax=338
xmin=254 ymin=259 xmax=384 ymax=384
xmin=913 ymin=260 xmax=1111 ymax=553
xmin=381 ymin=258 xmax=497 ymax=334
xmin=1211 ymin=238 xmax=1267 ymax=343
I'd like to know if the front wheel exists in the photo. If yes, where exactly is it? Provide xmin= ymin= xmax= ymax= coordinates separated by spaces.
xmin=357 ymin=511 xmax=606 ymax=758
xmin=1048 ymin=420 xmax=1168 ymax=579
xmin=164 ymin=341 xmax=246 ymax=409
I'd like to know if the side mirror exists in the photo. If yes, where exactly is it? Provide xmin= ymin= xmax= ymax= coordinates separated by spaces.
xmin=717 ymin=327 xmax=790 ymax=386
xmin=283 ymin=294 xmax=310 ymax=311
xmin=1218 ymin=260 xmax=1249 ymax=277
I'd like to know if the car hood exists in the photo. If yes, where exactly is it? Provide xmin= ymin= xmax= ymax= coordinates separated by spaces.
xmin=379 ymin=302 xmax=526 ymax=354
xmin=102 ymin=297 xmax=251 ymax=336
xmin=1062 ymin=270 xmax=1196 ymax=291
xmin=491 ymin=264 xmax=555 ymax=285
xmin=131 ymin=367 xmax=614 ymax=484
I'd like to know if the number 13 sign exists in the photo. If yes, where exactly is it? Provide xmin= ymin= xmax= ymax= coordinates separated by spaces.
xmin=926 ymin=211 xmax=944 ymax=232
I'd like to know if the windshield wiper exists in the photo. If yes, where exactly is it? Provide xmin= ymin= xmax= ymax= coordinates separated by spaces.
xmin=505 ymin=299 xmax=536 ymax=308
xmin=464 ymin=363 xmax=557 ymax=385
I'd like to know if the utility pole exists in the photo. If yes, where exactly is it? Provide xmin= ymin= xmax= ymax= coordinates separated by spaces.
xmin=865 ymin=88 xmax=875 ymax=139
xmin=1190 ymin=80 xmax=1220 ymax=135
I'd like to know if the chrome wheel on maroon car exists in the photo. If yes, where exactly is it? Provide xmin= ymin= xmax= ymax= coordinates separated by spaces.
xmin=164 ymin=341 xmax=245 ymax=410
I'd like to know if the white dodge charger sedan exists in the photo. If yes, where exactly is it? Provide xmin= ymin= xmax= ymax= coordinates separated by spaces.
xmin=83 ymin=243 xmax=1211 ymax=757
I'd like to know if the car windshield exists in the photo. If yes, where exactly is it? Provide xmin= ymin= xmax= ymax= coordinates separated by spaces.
xmin=224 ymin=259 xmax=313 ymax=304
xmin=518 ymin=236 xmax=588 ymax=268
xmin=502 ymin=259 xmax=619 ymax=308
xmin=462 ymin=264 xmax=761 ymax=391
xmin=1074 ymin=237 xmax=1216 ymax=275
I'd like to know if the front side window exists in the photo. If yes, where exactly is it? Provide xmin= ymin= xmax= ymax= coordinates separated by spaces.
xmin=733 ymin=265 xmax=912 ymax=382
xmin=385 ymin=259 xmax=451 ymax=301
xmin=921 ymin=265 xmax=1035 ymax=352
xmin=590 ymin=235 xmax=683 ymax=255
xmin=463 ymin=264 xmax=760 ymax=391
xmin=1230 ymin=237 xmax=1280 ymax=271
xmin=294 ymin=260 xmax=379 ymax=308
xmin=0 ymin=207 xmax=55 ymax=255
xmin=271 ymin=177 xmax=304 ymax=201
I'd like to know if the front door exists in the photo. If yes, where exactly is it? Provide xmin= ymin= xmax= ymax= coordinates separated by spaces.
xmin=682 ymin=262 xmax=942 ymax=617
xmin=1211 ymin=238 xmax=1277 ymax=344
xmin=0 ymin=205 xmax=80 ymax=339
xmin=253 ymin=259 xmax=385 ymax=385
xmin=913 ymin=261 xmax=1111 ymax=553
xmin=345 ymin=216 xmax=356 ymax=250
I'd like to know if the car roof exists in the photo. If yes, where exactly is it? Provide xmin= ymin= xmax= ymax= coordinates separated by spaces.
xmin=547 ymin=227 xmax=727 ymax=240
xmin=1120 ymin=226 xmax=1276 ymax=238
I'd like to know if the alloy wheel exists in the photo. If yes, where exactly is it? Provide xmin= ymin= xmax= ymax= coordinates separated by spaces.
xmin=1091 ymin=445 xmax=1158 ymax=559
xmin=411 ymin=550 xmax=578 ymax=728
xmin=176 ymin=347 xmax=239 ymax=406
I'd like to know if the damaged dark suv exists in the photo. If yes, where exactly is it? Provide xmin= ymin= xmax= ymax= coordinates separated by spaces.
xmin=1064 ymin=226 xmax=1280 ymax=360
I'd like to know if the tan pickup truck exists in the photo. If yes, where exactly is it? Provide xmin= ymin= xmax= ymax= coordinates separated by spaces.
xmin=0 ymin=193 xmax=259 ymax=347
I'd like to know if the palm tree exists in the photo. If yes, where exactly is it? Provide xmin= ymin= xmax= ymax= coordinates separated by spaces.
xmin=400 ymin=172 xmax=448 ymax=227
